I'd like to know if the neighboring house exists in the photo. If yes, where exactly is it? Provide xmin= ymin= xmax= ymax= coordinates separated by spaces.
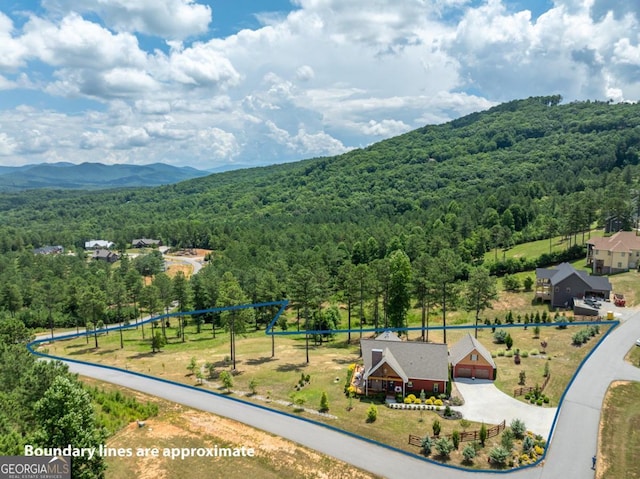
xmin=586 ymin=231 xmax=640 ymax=275
xmin=85 ymin=240 xmax=114 ymax=249
xmin=535 ymin=262 xmax=612 ymax=308
xmin=33 ymin=245 xmax=64 ymax=255
xmin=92 ymin=249 xmax=119 ymax=263
xmin=359 ymin=331 xmax=449 ymax=397
xmin=449 ymin=333 xmax=496 ymax=380
xmin=131 ymin=238 xmax=162 ymax=248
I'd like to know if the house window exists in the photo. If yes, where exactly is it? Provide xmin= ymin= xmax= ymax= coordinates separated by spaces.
xmin=471 ymin=354 xmax=478 ymax=361
xmin=433 ymin=383 xmax=439 ymax=393
xmin=566 ymin=287 xmax=571 ymax=294
xmin=621 ymin=252 xmax=626 ymax=257
xmin=407 ymin=381 xmax=413 ymax=389
xmin=618 ymin=262 xmax=622 ymax=268
xmin=608 ymin=251 xmax=611 ymax=256
xmin=554 ymin=286 xmax=560 ymax=293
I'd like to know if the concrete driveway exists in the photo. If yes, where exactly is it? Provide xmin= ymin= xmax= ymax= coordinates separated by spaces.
xmin=452 ymin=379 xmax=557 ymax=437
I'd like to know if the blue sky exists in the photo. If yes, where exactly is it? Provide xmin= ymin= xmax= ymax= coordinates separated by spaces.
xmin=0 ymin=0 xmax=638 ymax=169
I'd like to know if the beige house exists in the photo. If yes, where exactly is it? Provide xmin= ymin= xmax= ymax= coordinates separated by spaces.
xmin=586 ymin=231 xmax=640 ymax=275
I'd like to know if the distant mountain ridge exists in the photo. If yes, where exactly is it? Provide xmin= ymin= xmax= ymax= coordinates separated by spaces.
xmin=0 ymin=162 xmax=211 ymax=190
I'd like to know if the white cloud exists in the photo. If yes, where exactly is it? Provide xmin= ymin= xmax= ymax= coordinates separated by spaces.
xmin=0 ymin=12 xmax=27 ymax=70
xmin=360 ymin=119 xmax=411 ymax=136
xmin=42 ymin=0 xmax=212 ymax=39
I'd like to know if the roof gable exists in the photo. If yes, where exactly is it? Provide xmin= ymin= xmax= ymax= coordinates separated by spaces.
xmin=450 ymin=333 xmax=496 ymax=369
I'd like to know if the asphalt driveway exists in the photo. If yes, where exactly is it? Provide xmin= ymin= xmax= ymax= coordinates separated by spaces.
xmin=452 ymin=379 xmax=557 ymax=437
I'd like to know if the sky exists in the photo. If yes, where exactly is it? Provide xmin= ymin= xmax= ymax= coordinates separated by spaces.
xmin=0 ymin=0 xmax=638 ymax=170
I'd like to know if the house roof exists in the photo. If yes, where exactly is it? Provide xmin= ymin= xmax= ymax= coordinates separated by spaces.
xmin=132 ymin=238 xmax=161 ymax=245
xmin=375 ymin=330 xmax=402 ymax=341
xmin=366 ymin=348 xmax=409 ymax=383
xmin=361 ymin=336 xmax=449 ymax=382
xmin=536 ymin=262 xmax=612 ymax=292
xmin=587 ymin=231 xmax=640 ymax=252
xmin=85 ymin=240 xmax=114 ymax=249
xmin=449 ymin=333 xmax=496 ymax=369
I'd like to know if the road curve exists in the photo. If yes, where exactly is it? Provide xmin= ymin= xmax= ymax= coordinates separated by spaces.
xmin=41 ymin=311 xmax=640 ymax=479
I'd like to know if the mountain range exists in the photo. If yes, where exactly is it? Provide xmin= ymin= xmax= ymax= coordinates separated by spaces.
xmin=0 ymin=162 xmax=212 ymax=190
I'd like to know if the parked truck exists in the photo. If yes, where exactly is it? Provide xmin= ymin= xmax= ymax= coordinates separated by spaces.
xmin=614 ymin=293 xmax=626 ymax=307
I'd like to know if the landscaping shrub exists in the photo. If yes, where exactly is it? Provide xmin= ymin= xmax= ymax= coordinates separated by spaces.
xmin=319 ymin=391 xmax=329 ymax=412
xmin=529 ymin=348 xmax=539 ymax=356
xmin=510 ymin=419 xmax=527 ymax=439
xmin=434 ymin=399 xmax=443 ymax=407
xmin=505 ymin=350 xmax=514 ymax=358
xmin=479 ymin=423 xmax=487 ymax=446
xmin=494 ymin=330 xmax=507 ymax=343
xmin=432 ymin=418 xmax=441 ymax=436
xmin=451 ymin=430 xmax=460 ymax=450
xmin=366 ymin=404 xmax=378 ymax=423
xmin=522 ymin=435 xmax=535 ymax=454
xmin=462 ymin=444 xmax=476 ymax=463
xmin=501 ymin=428 xmax=515 ymax=451
xmin=421 ymin=436 xmax=433 ymax=456
xmin=434 ymin=438 xmax=454 ymax=458
xmin=521 ymin=350 xmax=529 ymax=358
xmin=496 ymin=348 xmax=505 ymax=357
xmin=489 ymin=446 xmax=510 ymax=466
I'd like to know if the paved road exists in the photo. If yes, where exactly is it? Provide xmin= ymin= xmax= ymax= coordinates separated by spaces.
xmin=47 ymin=310 xmax=640 ymax=479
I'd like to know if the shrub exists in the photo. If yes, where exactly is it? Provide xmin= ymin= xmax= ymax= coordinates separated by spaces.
xmin=451 ymin=430 xmax=460 ymax=450
xmin=494 ymin=330 xmax=507 ymax=343
xmin=529 ymin=348 xmax=539 ymax=356
xmin=366 ymin=404 xmax=378 ymax=423
xmin=462 ymin=444 xmax=476 ymax=463
xmin=434 ymin=437 xmax=454 ymax=458
xmin=504 ymin=333 xmax=514 ymax=350
xmin=534 ymin=445 xmax=544 ymax=456
xmin=521 ymin=350 xmax=529 ymax=358
xmin=219 ymin=370 xmax=233 ymax=392
xmin=543 ymin=361 xmax=550 ymax=378
xmin=479 ymin=423 xmax=487 ymax=446
xmin=406 ymin=394 xmax=417 ymax=403
xmin=319 ymin=391 xmax=329 ymax=412
xmin=522 ymin=435 xmax=535 ymax=454
xmin=432 ymin=418 xmax=441 ymax=436
xmin=413 ymin=398 xmax=422 ymax=404
xmin=425 ymin=397 xmax=434 ymax=405
xmin=421 ymin=436 xmax=433 ymax=456
xmin=543 ymin=396 xmax=550 ymax=404
xmin=536 ymin=399 xmax=543 ymax=406
xmin=518 ymin=371 xmax=526 ymax=386
xmin=510 ymin=419 xmax=527 ymax=439
xmin=505 ymin=350 xmax=514 ymax=358
xmin=501 ymin=428 xmax=515 ymax=451
xmin=496 ymin=349 xmax=505 ymax=357
xmin=434 ymin=399 xmax=443 ymax=407
xmin=488 ymin=446 xmax=510 ymax=466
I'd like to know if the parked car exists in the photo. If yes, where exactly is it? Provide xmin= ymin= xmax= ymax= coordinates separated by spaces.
xmin=614 ymin=293 xmax=626 ymax=307
xmin=636 ymin=338 xmax=640 ymax=347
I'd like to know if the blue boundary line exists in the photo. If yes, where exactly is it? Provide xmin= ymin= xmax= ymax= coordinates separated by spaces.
xmin=26 ymin=302 xmax=620 ymax=475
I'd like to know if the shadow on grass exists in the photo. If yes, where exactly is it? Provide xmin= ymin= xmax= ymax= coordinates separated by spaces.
xmin=67 ymin=347 xmax=99 ymax=356
xmin=95 ymin=348 xmax=120 ymax=356
xmin=246 ymin=356 xmax=276 ymax=366
xmin=276 ymin=362 xmax=308 ymax=373
xmin=128 ymin=351 xmax=157 ymax=360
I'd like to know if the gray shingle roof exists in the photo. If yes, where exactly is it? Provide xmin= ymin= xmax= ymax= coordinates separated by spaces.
xmin=361 ymin=336 xmax=449 ymax=382
xmin=449 ymin=333 xmax=496 ymax=369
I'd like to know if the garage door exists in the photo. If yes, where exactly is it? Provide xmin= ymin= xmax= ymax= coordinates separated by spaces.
xmin=475 ymin=368 xmax=490 ymax=379
xmin=456 ymin=367 xmax=472 ymax=378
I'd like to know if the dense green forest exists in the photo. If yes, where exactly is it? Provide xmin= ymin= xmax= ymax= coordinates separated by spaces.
xmin=2 ymin=95 xmax=640 ymax=330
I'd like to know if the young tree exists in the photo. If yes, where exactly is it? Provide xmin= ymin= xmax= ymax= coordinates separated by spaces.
xmin=412 ymin=254 xmax=438 ymax=342
xmin=218 ymin=272 xmax=253 ymax=370
xmin=319 ymin=391 xmax=329 ymax=412
xmin=386 ymin=249 xmax=412 ymax=334
xmin=151 ymin=330 xmax=166 ymax=353
xmin=434 ymin=437 xmax=454 ymax=458
xmin=465 ymin=267 xmax=498 ymax=339
xmin=479 ymin=423 xmax=488 ymax=447
xmin=219 ymin=370 xmax=233 ymax=392
xmin=434 ymin=249 xmax=461 ymax=344
xmin=366 ymin=404 xmax=378 ymax=423
xmin=462 ymin=444 xmax=476 ymax=463
xmin=173 ymin=271 xmax=192 ymax=341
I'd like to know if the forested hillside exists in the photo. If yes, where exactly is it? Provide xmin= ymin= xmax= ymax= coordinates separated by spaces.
xmin=0 ymin=96 xmax=639 ymax=323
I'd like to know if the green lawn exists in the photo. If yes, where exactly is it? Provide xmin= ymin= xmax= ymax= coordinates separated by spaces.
xmin=597 ymin=381 xmax=640 ymax=479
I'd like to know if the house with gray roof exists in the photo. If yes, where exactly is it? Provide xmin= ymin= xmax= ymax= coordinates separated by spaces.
xmin=535 ymin=262 xmax=612 ymax=308
xmin=450 ymin=333 xmax=496 ymax=380
xmin=360 ymin=331 xmax=449 ymax=397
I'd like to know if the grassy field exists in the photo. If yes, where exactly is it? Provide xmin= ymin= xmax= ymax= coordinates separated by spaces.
xmin=596 ymin=381 xmax=640 ymax=479
xmin=42 ymin=292 xmax=607 ymax=470
xmin=483 ymin=230 xmax=604 ymax=264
